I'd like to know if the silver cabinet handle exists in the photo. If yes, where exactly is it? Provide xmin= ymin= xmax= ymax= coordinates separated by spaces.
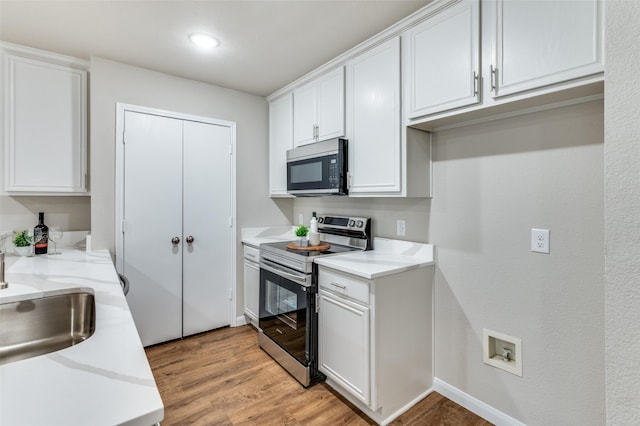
xmin=171 ymin=237 xmax=180 ymax=245
xmin=490 ymin=65 xmax=497 ymax=92
xmin=331 ymin=282 xmax=347 ymax=290
xmin=473 ymin=71 xmax=479 ymax=96
xmin=186 ymin=235 xmax=194 ymax=244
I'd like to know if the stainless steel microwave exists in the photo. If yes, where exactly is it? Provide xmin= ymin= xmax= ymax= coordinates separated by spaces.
xmin=286 ymin=138 xmax=348 ymax=196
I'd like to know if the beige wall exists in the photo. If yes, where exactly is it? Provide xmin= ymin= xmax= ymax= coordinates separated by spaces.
xmin=604 ymin=1 xmax=640 ymax=424
xmin=297 ymin=99 xmax=605 ymax=424
xmin=89 ymin=57 xmax=292 ymax=317
xmin=0 ymin=195 xmax=90 ymax=238
xmin=431 ymin=100 xmax=604 ymax=425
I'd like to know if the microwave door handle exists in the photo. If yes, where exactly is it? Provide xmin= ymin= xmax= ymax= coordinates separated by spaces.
xmin=259 ymin=260 xmax=310 ymax=286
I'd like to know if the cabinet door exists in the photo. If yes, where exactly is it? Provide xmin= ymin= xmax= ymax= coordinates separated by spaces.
xmin=347 ymin=37 xmax=401 ymax=194
xmin=293 ymin=81 xmax=317 ymax=147
xmin=318 ymin=289 xmax=370 ymax=406
xmin=493 ymin=0 xmax=603 ymax=98
xmin=405 ymin=0 xmax=480 ymax=119
xmin=182 ymin=121 xmax=232 ymax=336
xmin=269 ymin=94 xmax=293 ymax=196
xmin=316 ymin=66 xmax=345 ymax=141
xmin=4 ymin=55 xmax=87 ymax=193
xmin=123 ymin=111 xmax=183 ymax=346
xmin=243 ymin=260 xmax=260 ymax=323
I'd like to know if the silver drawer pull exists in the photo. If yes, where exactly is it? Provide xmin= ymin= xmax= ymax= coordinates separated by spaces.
xmin=246 ymin=253 xmax=257 ymax=260
xmin=331 ymin=282 xmax=346 ymax=290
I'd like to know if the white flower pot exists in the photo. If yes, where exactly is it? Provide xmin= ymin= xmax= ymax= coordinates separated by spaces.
xmin=14 ymin=245 xmax=32 ymax=256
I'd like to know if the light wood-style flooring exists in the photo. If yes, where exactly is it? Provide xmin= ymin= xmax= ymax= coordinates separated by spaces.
xmin=145 ymin=325 xmax=492 ymax=425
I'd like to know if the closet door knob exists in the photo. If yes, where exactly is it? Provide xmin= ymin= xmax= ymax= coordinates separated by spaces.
xmin=171 ymin=237 xmax=180 ymax=245
xmin=186 ymin=235 xmax=194 ymax=244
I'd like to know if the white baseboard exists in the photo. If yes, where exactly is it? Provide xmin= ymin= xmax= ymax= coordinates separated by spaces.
xmin=234 ymin=315 xmax=248 ymax=327
xmin=433 ymin=377 xmax=526 ymax=426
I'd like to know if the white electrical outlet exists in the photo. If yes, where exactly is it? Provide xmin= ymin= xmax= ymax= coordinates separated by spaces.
xmin=397 ymin=219 xmax=406 ymax=236
xmin=531 ymin=228 xmax=550 ymax=254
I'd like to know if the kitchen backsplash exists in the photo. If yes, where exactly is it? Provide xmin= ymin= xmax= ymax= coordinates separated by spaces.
xmin=293 ymin=197 xmax=430 ymax=243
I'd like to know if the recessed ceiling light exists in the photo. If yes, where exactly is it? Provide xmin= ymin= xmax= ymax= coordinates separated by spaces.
xmin=189 ymin=33 xmax=220 ymax=49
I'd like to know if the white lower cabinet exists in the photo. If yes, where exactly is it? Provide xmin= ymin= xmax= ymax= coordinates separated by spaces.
xmin=318 ymin=289 xmax=370 ymax=405
xmin=243 ymin=244 xmax=260 ymax=327
xmin=317 ymin=266 xmax=434 ymax=424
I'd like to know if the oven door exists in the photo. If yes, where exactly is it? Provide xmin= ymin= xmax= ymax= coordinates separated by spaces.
xmin=259 ymin=260 xmax=311 ymax=366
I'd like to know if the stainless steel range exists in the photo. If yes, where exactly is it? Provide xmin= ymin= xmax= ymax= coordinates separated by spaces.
xmin=258 ymin=214 xmax=371 ymax=387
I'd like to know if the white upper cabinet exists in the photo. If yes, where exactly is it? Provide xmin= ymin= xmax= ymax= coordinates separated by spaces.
xmin=402 ymin=0 xmax=604 ymax=127
xmin=347 ymin=37 xmax=401 ymax=194
xmin=491 ymin=0 xmax=604 ymax=98
xmin=405 ymin=0 xmax=480 ymax=119
xmin=268 ymin=93 xmax=293 ymax=197
xmin=3 ymin=44 xmax=88 ymax=194
xmin=293 ymin=66 xmax=345 ymax=147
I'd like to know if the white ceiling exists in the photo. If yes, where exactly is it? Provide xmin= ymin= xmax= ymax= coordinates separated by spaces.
xmin=0 ymin=0 xmax=432 ymax=97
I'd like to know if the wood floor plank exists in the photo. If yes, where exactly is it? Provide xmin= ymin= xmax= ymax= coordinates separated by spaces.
xmin=145 ymin=325 xmax=493 ymax=425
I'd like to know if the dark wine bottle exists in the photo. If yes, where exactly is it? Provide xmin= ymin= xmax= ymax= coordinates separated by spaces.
xmin=34 ymin=212 xmax=49 ymax=255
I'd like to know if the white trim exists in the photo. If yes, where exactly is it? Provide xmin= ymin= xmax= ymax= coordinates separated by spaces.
xmin=380 ymin=387 xmax=434 ymax=426
xmin=433 ymin=377 xmax=526 ymax=426
xmin=114 ymin=102 xmax=237 ymax=327
xmin=235 ymin=315 xmax=248 ymax=327
xmin=431 ymin=93 xmax=604 ymax=132
xmin=0 ymin=41 xmax=90 ymax=70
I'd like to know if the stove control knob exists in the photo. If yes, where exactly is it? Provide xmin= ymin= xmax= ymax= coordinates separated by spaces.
xmin=318 ymin=217 xmax=324 ymax=223
xmin=349 ymin=220 xmax=356 ymax=227
xmin=356 ymin=220 xmax=364 ymax=228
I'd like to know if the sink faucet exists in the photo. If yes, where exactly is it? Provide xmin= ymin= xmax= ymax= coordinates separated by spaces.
xmin=1 ymin=251 xmax=8 ymax=289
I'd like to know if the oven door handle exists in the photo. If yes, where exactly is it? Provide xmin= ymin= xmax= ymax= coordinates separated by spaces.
xmin=260 ymin=259 xmax=311 ymax=287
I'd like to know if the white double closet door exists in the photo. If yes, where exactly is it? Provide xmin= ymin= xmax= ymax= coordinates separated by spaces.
xmin=122 ymin=110 xmax=232 ymax=347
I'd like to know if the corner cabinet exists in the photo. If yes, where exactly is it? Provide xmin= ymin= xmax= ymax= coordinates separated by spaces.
xmin=268 ymin=93 xmax=293 ymax=197
xmin=3 ymin=43 xmax=88 ymax=194
xmin=317 ymin=266 xmax=433 ymax=424
xmin=293 ymin=66 xmax=345 ymax=147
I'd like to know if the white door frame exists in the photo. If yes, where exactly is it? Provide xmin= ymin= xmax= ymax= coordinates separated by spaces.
xmin=114 ymin=102 xmax=239 ymax=326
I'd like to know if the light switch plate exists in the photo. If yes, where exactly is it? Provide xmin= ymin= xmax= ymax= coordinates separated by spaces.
xmin=531 ymin=228 xmax=550 ymax=254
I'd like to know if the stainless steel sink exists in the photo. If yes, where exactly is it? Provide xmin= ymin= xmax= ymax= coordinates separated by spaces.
xmin=0 ymin=289 xmax=96 ymax=365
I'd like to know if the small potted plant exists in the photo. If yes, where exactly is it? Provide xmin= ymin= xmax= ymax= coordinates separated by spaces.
xmin=13 ymin=230 xmax=32 ymax=256
xmin=295 ymin=225 xmax=309 ymax=247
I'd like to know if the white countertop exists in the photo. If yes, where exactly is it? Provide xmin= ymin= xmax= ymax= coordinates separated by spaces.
xmin=314 ymin=237 xmax=435 ymax=279
xmin=0 ymin=250 xmax=164 ymax=426
xmin=241 ymin=226 xmax=296 ymax=247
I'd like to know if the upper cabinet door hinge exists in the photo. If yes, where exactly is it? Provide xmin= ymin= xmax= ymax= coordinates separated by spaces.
xmin=229 ymin=144 xmax=233 ymax=155
xmin=122 ymin=131 xmax=126 ymax=144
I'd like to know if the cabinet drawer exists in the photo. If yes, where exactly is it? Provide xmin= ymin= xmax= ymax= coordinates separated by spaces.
xmin=319 ymin=268 xmax=369 ymax=305
xmin=243 ymin=245 xmax=260 ymax=262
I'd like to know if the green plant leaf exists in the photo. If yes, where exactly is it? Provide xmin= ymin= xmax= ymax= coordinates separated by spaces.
xmin=13 ymin=230 xmax=32 ymax=247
